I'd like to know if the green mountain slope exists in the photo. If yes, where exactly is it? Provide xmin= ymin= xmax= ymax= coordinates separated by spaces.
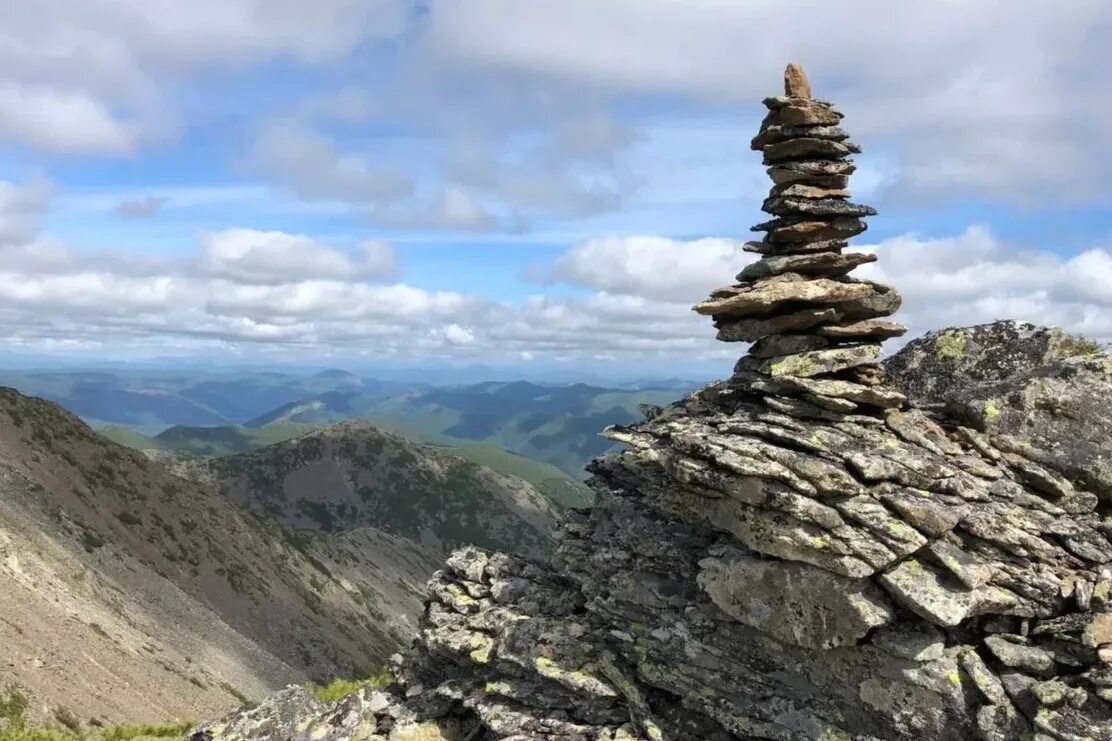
xmin=0 ymin=388 xmax=438 ymax=727
xmin=245 ymin=381 xmax=694 ymax=478
xmin=184 ymin=420 xmax=560 ymax=559
xmin=101 ymin=421 xmax=594 ymax=509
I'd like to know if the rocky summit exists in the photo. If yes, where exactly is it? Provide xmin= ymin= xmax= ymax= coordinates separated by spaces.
xmin=193 ymin=66 xmax=1112 ymax=740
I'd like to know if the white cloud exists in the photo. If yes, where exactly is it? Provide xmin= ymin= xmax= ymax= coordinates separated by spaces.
xmin=859 ymin=226 xmax=1112 ymax=343
xmin=1 ymin=175 xmax=1108 ymax=361
xmin=201 ymin=228 xmax=398 ymax=284
xmin=0 ymin=0 xmax=410 ymax=153
xmin=0 ymin=177 xmax=53 ymax=245
xmin=0 ymin=85 xmax=139 ymax=155
xmin=250 ymin=119 xmax=413 ymax=203
xmin=548 ymin=236 xmax=746 ymax=302
xmin=371 ymin=184 xmax=495 ymax=231
xmin=423 ymin=0 xmax=1112 ymax=203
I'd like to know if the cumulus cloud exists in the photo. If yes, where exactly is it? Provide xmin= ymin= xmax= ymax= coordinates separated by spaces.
xmin=371 ymin=184 xmax=496 ymax=231
xmin=547 ymin=236 xmax=746 ymax=302
xmin=422 ymin=0 xmax=1112 ymax=204
xmin=250 ymin=119 xmax=413 ymax=203
xmin=116 ymin=195 xmax=170 ymax=219
xmin=200 ymin=228 xmax=399 ymax=284
xmin=860 ymin=226 xmax=1112 ymax=343
xmin=2 ymin=173 xmax=1108 ymax=361
xmin=0 ymin=0 xmax=410 ymax=153
xmin=0 ymin=177 xmax=53 ymax=246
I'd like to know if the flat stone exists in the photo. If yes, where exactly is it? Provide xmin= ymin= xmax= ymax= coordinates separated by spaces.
xmin=880 ymin=492 xmax=961 ymax=537
xmin=817 ymin=320 xmax=908 ymax=340
xmin=763 ymin=95 xmax=836 ymax=109
xmin=694 ymin=278 xmax=882 ymax=319
xmin=716 ymin=307 xmax=840 ymax=343
xmin=737 ymin=344 xmax=883 ymax=379
xmin=748 ymin=334 xmax=830 ymax=359
xmin=928 ymin=539 xmax=994 ymax=589
xmin=698 ymin=551 xmax=893 ymax=649
xmin=751 ymin=125 xmax=849 ymax=151
xmin=738 ymin=251 xmax=877 ymax=281
xmin=740 ymin=372 xmax=908 ymax=409
xmin=1083 ymin=614 xmax=1112 ymax=648
xmin=984 ymin=635 xmax=1057 ymax=676
xmin=833 ymin=281 xmax=903 ymax=321
xmin=743 ymin=239 xmax=848 ymax=256
xmin=871 ymin=621 xmax=946 ymax=662
xmin=755 ymin=217 xmax=868 ymax=244
xmin=958 ymin=649 xmax=1010 ymax=706
xmin=762 ymin=138 xmax=855 ymax=165
xmin=769 ymin=182 xmax=851 ymax=199
xmin=878 ymin=559 xmax=975 ymax=626
xmin=762 ymin=197 xmax=877 ymax=219
xmin=768 ymin=160 xmax=855 ymax=186
xmin=784 ymin=62 xmax=812 ymax=99
xmin=778 ymin=104 xmax=843 ymax=126
xmin=803 ymin=392 xmax=859 ymax=413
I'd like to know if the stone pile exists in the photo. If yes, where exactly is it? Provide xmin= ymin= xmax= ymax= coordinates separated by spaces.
xmin=193 ymin=69 xmax=1112 ymax=741
xmin=695 ymin=63 xmax=906 ymax=414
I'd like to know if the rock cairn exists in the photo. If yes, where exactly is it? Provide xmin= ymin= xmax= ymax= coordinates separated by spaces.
xmin=194 ymin=71 xmax=1112 ymax=741
xmin=695 ymin=63 xmax=906 ymax=414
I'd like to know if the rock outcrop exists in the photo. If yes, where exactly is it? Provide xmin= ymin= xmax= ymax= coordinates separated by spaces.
xmin=194 ymin=66 xmax=1112 ymax=740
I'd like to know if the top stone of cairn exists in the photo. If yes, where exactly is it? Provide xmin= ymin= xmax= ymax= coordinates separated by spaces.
xmin=784 ymin=62 xmax=811 ymax=99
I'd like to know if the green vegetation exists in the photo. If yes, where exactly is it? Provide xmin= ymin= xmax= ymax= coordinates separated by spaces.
xmin=1058 ymin=334 xmax=1104 ymax=358
xmin=0 ymin=686 xmax=192 ymax=741
xmin=96 ymin=427 xmax=162 ymax=451
xmin=218 ymin=683 xmax=255 ymax=710
xmin=305 ymin=667 xmax=392 ymax=703
xmin=151 ymin=423 xmax=318 ymax=457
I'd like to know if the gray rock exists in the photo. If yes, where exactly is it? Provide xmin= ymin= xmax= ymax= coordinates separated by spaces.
xmin=871 ymin=621 xmax=946 ymax=662
xmin=751 ymin=124 xmax=849 ymax=150
xmin=755 ymin=215 xmax=868 ymax=243
xmin=735 ymin=343 xmax=883 ymax=378
xmin=817 ymin=319 xmax=908 ymax=340
xmin=886 ymin=321 xmax=1112 ymax=500
xmin=699 ymin=550 xmax=893 ymax=648
xmin=743 ymin=237 xmax=849 ymax=255
xmin=762 ymin=196 xmax=877 ymax=218
xmin=716 ymin=307 xmax=839 ymax=342
xmin=737 ymin=250 xmax=876 ymax=280
xmin=762 ymin=137 xmax=856 ymax=164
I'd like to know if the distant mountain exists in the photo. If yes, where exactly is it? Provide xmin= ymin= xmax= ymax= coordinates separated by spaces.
xmin=0 ymin=369 xmax=407 ymax=433
xmin=242 ymin=380 xmax=695 ymax=478
xmin=243 ymin=391 xmax=374 ymax=428
xmin=364 ymin=381 xmax=693 ymax=477
xmin=0 ymin=388 xmax=438 ymax=726
xmin=101 ymin=420 xmax=593 ymax=510
xmin=179 ymin=420 xmax=560 ymax=559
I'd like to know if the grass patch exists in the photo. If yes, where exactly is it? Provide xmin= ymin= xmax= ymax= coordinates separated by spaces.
xmin=218 ymin=683 xmax=254 ymax=710
xmin=305 ymin=667 xmax=391 ymax=704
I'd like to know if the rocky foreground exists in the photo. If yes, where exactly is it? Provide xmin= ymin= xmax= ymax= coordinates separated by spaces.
xmin=191 ymin=67 xmax=1112 ymax=740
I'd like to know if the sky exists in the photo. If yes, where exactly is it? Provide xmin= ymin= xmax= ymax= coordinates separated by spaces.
xmin=1 ymin=0 xmax=1111 ymax=378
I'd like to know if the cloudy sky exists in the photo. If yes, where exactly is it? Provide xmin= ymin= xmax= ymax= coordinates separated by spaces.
xmin=1 ymin=0 xmax=1110 ymax=376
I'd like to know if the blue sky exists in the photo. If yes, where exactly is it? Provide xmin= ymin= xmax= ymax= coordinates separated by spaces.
xmin=1 ymin=0 xmax=1110 ymax=376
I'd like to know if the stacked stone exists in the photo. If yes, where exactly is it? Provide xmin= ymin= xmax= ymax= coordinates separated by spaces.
xmin=694 ymin=63 xmax=906 ymax=413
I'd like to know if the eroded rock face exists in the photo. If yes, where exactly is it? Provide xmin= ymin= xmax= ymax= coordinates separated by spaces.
xmin=193 ymin=66 xmax=1112 ymax=741
xmin=886 ymin=321 xmax=1112 ymax=500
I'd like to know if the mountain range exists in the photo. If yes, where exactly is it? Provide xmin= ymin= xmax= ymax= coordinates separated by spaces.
xmin=0 ymin=386 xmax=567 ymax=728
